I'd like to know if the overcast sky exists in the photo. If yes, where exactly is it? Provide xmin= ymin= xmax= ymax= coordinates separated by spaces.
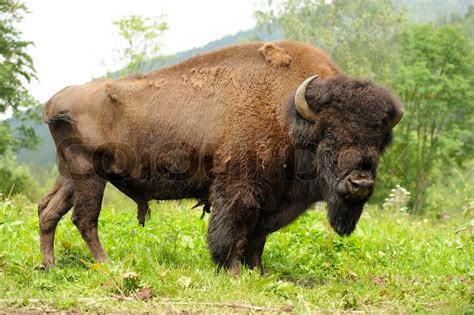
xmin=20 ymin=0 xmax=258 ymax=103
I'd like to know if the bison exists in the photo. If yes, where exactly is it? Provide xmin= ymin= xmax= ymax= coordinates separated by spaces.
xmin=39 ymin=41 xmax=403 ymax=274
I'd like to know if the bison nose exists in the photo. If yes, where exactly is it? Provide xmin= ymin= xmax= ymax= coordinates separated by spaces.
xmin=346 ymin=175 xmax=374 ymax=199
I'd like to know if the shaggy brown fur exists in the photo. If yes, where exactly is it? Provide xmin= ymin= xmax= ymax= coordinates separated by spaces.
xmin=39 ymin=41 xmax=403 ymax=274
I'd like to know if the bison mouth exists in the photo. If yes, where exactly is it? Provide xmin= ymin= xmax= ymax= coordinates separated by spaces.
xmin=326 ymin=193 xmax=365 ymax=236
xmin=322 ymin=172 xmax=373 ymax=236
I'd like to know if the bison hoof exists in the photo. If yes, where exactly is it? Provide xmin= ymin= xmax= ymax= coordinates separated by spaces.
xmin=37 ymin=260 xmax=55 ymax=271
xmin=228 ymin=262 xmax=241 ymax=276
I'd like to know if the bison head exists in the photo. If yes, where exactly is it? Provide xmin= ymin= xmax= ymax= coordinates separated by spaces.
xmin=288 ymin=75 xmax=403 ymax=236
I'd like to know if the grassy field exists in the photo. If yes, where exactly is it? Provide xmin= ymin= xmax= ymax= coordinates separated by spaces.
xmin=0 ymin=193 xmax=472 ymax=313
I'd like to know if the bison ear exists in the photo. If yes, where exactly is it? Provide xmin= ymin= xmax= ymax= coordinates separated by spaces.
xmin=387 ymin=101 xmax=404 ymax=129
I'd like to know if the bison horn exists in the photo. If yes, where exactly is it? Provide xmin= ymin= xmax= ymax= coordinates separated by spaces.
xmin=388 ymin=103 xmax=405 ymax=129
xmin=295 ymin=75 xmax=319 ymax=121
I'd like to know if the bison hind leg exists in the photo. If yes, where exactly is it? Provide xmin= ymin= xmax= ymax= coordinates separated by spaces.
xmin=71 ymin=177 xmax=107 ymax=263
xmin=38 ymin=176 xmax=74 ymax=268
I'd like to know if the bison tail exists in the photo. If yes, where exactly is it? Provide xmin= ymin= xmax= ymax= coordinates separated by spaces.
xmin=44 ymin=111 xmax=75 ymax=125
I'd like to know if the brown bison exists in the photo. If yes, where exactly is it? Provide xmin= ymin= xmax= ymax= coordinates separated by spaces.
xmin=39 ymin=41 xmax=403 ymax=274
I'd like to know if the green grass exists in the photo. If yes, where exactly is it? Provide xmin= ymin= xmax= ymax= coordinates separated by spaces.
xmin=0 ymin=194 xmax=472 ymax=313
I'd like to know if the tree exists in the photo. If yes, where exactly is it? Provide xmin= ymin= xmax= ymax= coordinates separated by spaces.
xmin=108 ymin=15 xmax=168 ymax=76
xmin=460 ymin=5 xmax=474 ymax=39
xmin=1 ymin=0 xmax=39 ymax=196
xmin=380 ymin=24 xmax=474 ymax=213
xmin=0 ymin=0 xmax=39 ymax=153
xmin=255 ymin=0 xmax=408 ymax=83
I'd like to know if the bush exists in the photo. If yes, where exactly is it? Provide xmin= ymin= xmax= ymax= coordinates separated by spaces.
xmin=0 ymin=152 xmax=39 ymax=199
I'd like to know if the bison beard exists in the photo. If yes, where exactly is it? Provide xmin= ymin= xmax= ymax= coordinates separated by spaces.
xmin=38 ymin=41 xmax=404 ymax=275
xmin=327 ymin=194 xmax=364 ymax=236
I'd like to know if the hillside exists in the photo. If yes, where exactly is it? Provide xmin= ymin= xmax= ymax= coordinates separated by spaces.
xmin=405 ymin=0 xmax=474 ymax=22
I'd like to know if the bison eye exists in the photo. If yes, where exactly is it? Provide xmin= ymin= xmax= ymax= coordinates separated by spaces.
xmin=326 ymin=133 xmax=336 ymax=144
xmin=361 ymin=161 xmax=373 ymax=172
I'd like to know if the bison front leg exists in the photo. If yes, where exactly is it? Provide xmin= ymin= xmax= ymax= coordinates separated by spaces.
xmin=207 ymin=182 xmax=261 ymax=275
xmin=71 ymin=178 xmax=108 ymax=262
xmin=242 ymin=234 xmax=267 ymax=275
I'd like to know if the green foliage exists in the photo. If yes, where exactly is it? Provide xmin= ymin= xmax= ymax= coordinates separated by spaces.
xmin=0 ymin=0 xmax=39 ymax=152
xmin=0 ymin=0 xmax=34 ymax=109
xmin=255 ymin=0 xmax=408 ymax=82
xmin=108 ymin=15 xmax=168 ymax=76
xmin=0 ymin=0 xmax=40 ymax=200
xmin=0 ymin=121 xmax=14 ymax=154
xmin=0 ymin=197 xmax=471 ymax=312
xmin=379 ymin=24 xmax=474 ymax=213
xmin=0 ymin=150 xmax=39 ymax=197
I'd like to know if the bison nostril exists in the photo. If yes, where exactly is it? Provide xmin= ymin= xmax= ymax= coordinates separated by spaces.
xmin=349 ymin=178 xmax=360 ymax=189
xmin=346 ymin=176 xmax=374 ymax=196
